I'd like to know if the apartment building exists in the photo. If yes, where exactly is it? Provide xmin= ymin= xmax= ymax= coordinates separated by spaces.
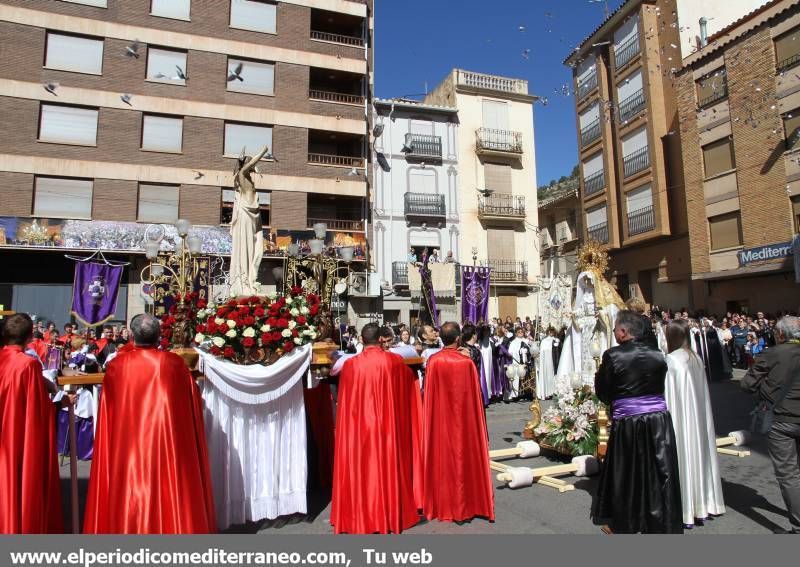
xmin=675 ymin=0 xmax=800 ymax=315
xmin=424 ymin=69 xmax=539 ymax=320
xmin=372 ymin=98 xmax=460 ymax=325
xmin=538 ymin=176 xmax=581 ymax=283
xmin=0 ymin=0 xmax=372 ymax=325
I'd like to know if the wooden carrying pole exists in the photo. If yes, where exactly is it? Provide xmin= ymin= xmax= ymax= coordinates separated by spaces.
xmin=67 ymin=399 xmax=80 ymax=533
xmin=489 ymin=461 xmax=575 ymax=493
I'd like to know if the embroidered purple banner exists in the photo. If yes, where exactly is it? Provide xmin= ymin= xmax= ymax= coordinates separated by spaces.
xmin=612 ymin=394 xmax=667 ymax=420
xmin=461 ymin=266 xmax=491 ymax=324
xmin=71 ymin=261 xmax=124 ymax=327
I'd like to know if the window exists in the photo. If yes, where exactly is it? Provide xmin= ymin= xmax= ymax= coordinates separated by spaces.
xmin=482 ymin=100 xmax=509 ymax=130
xmin=146 ymin=47 xmax=187 ymax=85
xmin=775 ymin=27 xmax=800 ymax=72
xmin=151 ymin=0 xmax=190 ymax=20
xmin=696 ymin=68 xmax=727 ymax=108
xmin=230 ymin=0 xmax=277 ymax=34
xmin=409 ymin=169 xmax=437 ymax=193
xmin=138 ymin=184 xmax=179 ymax=223
xmin=39 ymin=104 xmax=98 ymax=146
xmin=709 ymin=212 xmax=742 ymax=251
xmin=226 ymin=58 xmax=275 ymax=96
xmin=792 ymin=195 xmax=800 ymax=232
xmin=60 ymin=0 xmax=107 ymax=6
xmin=484 ymin=162 xmax=511 ymax=194
xmin=141 ymin=114 xmax=183 ymax=153
xmin=586 ymin=205 xmax=607 ymax=229
xmin=221 ymin=189 xmax=270 ymax=225
xmin=783 ymin=110 xmax=800 ymax=151
xmin=626 ymin=184 xmax=653 ymax=213
xmin=45 ymin=32 xmax=103 ymax=74
xmin=224 ymin=122 xmax=273 ymax=157
xmin=33 ymin=177 xmax=93 ymax=219
xmin=702 ymin=137 xmax=736 ymax=178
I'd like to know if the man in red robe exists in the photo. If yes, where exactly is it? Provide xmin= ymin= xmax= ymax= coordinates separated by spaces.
xmin=0 ymin=314 xmax=63 ymax=533
xmin=423 ymin=322 xmax=494 ymax=523
xmin=83 ymin=313 xmax=216 ymax=534
xmin=331 ymin=323 xmax=423 ymax=534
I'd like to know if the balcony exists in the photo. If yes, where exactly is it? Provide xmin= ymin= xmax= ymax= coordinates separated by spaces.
xmin=307 ymin=217 xmax=364 ymax=232
xmin=456 ymin=70 xmax=528 ymax=94
xmin=484 ymin=259 xmax=528 ymax=284
xmin=627 ymin=206 xmax=655 ymax=236
xmin=578 ymin=72 xmax=598 ymax=99
xmin=392 ymin=261 xmax=409 ymax=286
xmin=403 ymin=133 xmax=442 ymax=161
xmin=476 ymin=128 xmax=524 ymax=156
xmin=583 ymin=170 xmax=605 ymax=196
xmin=622 ymin=146 xmax=650 ymax=178
xmin=587 ymin=222 xmax=609 ymax=244
xmin=580 ymin=119 xmax=601 ymax=147
xmin=618 ymin=89 xmax=645 ymax=123
xmin=308 ymin=89 xmax=364 ymax=105
xmin=308 ymin=128 xmax=365 ymax=169
xmin=777 ymin=52 xmax=800 ymax=73
xmin=308 ymin=153 xmax=365 ymax=168
xmin=614 ymin=34 xmax=641 ymax=69
xmin=310 ymin=30 xmax=364 ymax=46
xmin=559 ymin=225 xmax=576 ymax=243
xmin=698 ymin=81 xmax=728 ymax=109
xmin=404 ymin=192 xmax=446 ymax=219
xmin=478 ymin=194 xmax=525 ymax=220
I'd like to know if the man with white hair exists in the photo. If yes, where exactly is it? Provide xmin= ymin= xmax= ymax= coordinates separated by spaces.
xmin=742 ymin=315 xmax=800 ymax=534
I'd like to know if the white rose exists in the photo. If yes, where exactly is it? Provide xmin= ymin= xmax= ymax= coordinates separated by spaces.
xmin=215 ymin=317 xmax=225 ymax=325
xmin=294 ymin=337 xmax=303 ymax=345
xmin=226 ymin=320 xmax=236 ymax=329
xmin=309 ymin=331 xmax=318 ymax=340
xmin=260 ymin=324 xmax=270 ymax=333
xmin=212 ymin=337 xmax=226 ymax=348
xmin=300 ymin=306 xmax=309 ymax=315
xmin=225 ymin=329 xmax=237 ymax=338
xmin=267 ymin=292 xmax=277 ymax=301
xmin=243 ymin=327 xmax=256 ymax=338
xmin=281 ymin=329 xmax=292 ymax=338
xmin=194 ymin=333 xmax=205 ymax=343
xmin=288 ymin=320 xmax=297 ymax=330
xmin=290 ymin=308 xmax=300 ymax=317
xmin=302 ymin=329 xmax=311 ymax=336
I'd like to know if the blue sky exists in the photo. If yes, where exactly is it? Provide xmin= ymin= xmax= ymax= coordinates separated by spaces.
xmin=374 ymin=0 xmax=625 ymax=187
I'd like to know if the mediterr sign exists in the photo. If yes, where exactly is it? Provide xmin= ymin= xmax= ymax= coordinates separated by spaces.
xmin=737 ymin=241 xmax=793 ymax=266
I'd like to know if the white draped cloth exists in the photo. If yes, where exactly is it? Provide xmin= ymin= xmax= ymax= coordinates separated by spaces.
xmin=665 ymin=348 xmax=726 ymax=525
xmin=536 ymin=337 xmax=557 ymax=400
xmin=199 ymin=345 xmax=311 ymax=530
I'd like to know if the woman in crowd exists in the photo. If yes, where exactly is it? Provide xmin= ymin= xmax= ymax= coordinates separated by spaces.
xmin=664 ymin=319 xmax=725 ymax=529
xmin=398 ymin=328 xmax=413 ymax=346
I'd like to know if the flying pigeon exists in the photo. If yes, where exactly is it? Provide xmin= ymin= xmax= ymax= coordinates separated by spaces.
xmin=125 ymin=40 xmax=141 ymax=58
xmin=227 ymin=62 xmax=244 ymax=82
xmin=43 ymin=81 xmax=59 ymax=95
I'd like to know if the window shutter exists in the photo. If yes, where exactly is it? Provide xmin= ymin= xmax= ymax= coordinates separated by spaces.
xmin=224 ymin=123 xmax=273 ymax=157
xmin=151 ymin=0 xmax=191 ymax=20
xmin=702 ymin=138 xmax=735 ymax=178
xmin=46 ymin=33 xmax=104 ymax=74
xmin=141 ymin=115 xmax=183 ymax=152
xmin=227 ymin=58 xmax=275 ymax=96
xmin=39 ymin=104 xmax=98 ymax=146
xmin=709 ymin=212 xmax=742 ymax=250
xmin=138 ymin=184 xmax=179 ymax=223
xmin=487 ymin=228 xmax=514 ymax=259
xmin=230 ymin=0 xmax=277 ymax=34
xmin=34 ymin=177 xmax=93 ymax=219
xmin=484 ymin=163 xmax=511 ymax=194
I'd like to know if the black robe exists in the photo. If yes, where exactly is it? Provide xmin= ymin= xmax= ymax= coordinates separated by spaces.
xmin=593 ymin=340 xmax=683 ymax=534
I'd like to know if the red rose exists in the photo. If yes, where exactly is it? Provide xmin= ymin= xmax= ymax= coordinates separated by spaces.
xmin=296 ymin=315 xmax=307 ymax=325
xmin=272 ymin=332 xmax=282 ymax=342
xmin=243 ymin=316 xmax=256 ymax=326
xmin=223 ymin=346 xmax=235 ymax=359
xmin=254 ymin=307 xmax=265 ymax=318
xmin=277 ymin=318 xmax=289 ymax=329
xmin=238 ymin=306 xmax=249 ymax=315
xmin=291 ymin=329 xmax=299 ymax=338
xmin=283 ymin=341 xmax=295 ymax=352
xmin=266 ymin=317 xmax=278 ymax=328
xmin=196 ymin=299 xmax=207 ymax=309
xmin=227 ymin=299 xmax=237 ymax=307
xmin=248 ymin=296 xmax=260 ymax=305
xmin=210 ymin=346 xmax=222 ymax=356
xmin=162 ymin=328 xmax=173 ymax=339
xmin=195 ymin=324 xmax=205 ymax=333
xmin=307 ymin=294 xmax=320 ymax=305
xmin=260 ymin=333 xmax=270 ymax=344
xmin=276 ymin=297 xmax=286 ymax=307
xmin=216 ymin=307 xmax=228 ymax=318
xmin=242 ymin=337 xmax=255 ymax=348
xmin=206 ymin=321 xmax=217 ymax=334
xmin=309 ymin=305 xmax=319 ymax=316
xmin=291 ymin=286 xmax=302 ymax=296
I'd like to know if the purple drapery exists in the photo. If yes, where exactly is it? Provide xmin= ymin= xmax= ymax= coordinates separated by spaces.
xmin=71 ymin=261 xmax=124 ymax=327
xmin=461 ymin=266 xmax=491 ymax=324
xmin=56 ymin=411 xmax=94 ymax=461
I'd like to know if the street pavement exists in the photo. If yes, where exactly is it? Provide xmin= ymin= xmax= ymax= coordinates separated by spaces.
xmin=61 ymin=370 xmax=793 ymax=534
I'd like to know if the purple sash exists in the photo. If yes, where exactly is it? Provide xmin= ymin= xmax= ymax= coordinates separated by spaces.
xmin=612 ymin=394 xmax=667 ymax=420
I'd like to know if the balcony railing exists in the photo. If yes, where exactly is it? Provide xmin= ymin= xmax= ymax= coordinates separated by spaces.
xmin=559 ymin=226 xmax=576 ymax=243
xmin=456 ymin=70 xmax=528 ymax=94
xmin=540 ymin=233 xmax=553 ymax=248
xmin=580 ymin=119 xmax=601 ymax=146
xmin=478 ymin=194 xmax=525 ymax=218
xmin=404 ymin=192 xmax=446 ymax=217
xmin=476 ymin=128 xmax=523 ymax=154
xmin=578 ymin=72 xmax=598 ymax=99
xmin=698 ymin=81 xmax=728 ymax=108
xmin=587 ymin=222 xmax=609 ymax=244
xmin=627 ymin=206 xmax=655 ymax=236
xmin=614 ymin=34 xmax=641 ymax=69
xmin=618 ymin=89 xmax=646 ymax=123
xmin=777 ymin=52 xmax=800 ymax=73
xmin=392 ymin=261 xmax=408 ymax=286
xmin=308 ymin=153 xmax=365 ymax=168
xmin=484 ymin=259 xmax=528 ymax=284
xmin=583 ymin=170 xmax=605 ymax=196
xmin=307 ymin=217 xmax=364 ymax=232
xmin=622 ymin=146 xmax=650 ymax=177
xmin=308 ymin=89 xmax=365 ymax=105
xmin=310 ymin=30 xmax=364 ymax=47
xmin=404 ymin=133 xmax=442 ymax=159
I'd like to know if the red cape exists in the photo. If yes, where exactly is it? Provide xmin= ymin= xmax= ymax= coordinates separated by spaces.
xmin=27 ymin=338 xmax=48 ymax=362
xmin=0 ymin=346 xmax=63 ymax=533
xmin=423 ymin=348 xmax=494 ymax=522
xmin=331 ymin=346 xmax=423 ymax=534
xmin=83 ymin=346 xmax=216 ymax=534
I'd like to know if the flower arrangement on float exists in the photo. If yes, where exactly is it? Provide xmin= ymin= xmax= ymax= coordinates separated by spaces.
xmin=533 ymin=373 xmax=601 ymax=457
xmin=187 ymin=287 xmax=321 ymax=365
